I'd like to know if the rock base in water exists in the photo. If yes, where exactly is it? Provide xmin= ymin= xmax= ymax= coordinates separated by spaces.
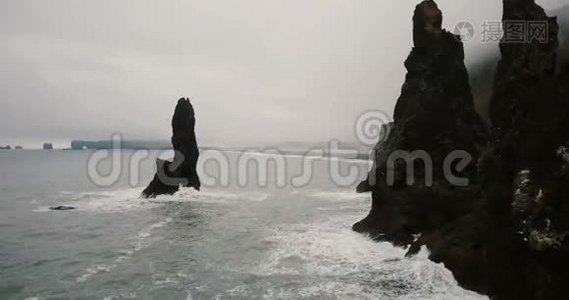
xmin=141 ymin=98 xmax=201 ymax=198
xmin=353 ymin=1 xmax=569 ymax=299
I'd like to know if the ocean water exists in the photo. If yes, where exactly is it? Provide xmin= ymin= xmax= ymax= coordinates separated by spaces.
xmin=0 ymin=150 xmax=486 ymax=299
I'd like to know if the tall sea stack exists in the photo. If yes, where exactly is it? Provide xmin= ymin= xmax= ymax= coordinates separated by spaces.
xmin=142 ymin=98 xmax=201 ymax=198
xmin=353 ymin=0 xmax=569 ymax=299
xmin=353 ymin=0 xmax=488 ymax=243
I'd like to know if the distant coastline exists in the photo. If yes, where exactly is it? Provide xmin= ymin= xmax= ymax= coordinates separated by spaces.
xmin=0 ymin=139 xmax=372 ymax=160
xmin=68 ymin=139 xmax=371 ymax=160
xmin=70 ymin=139 xmax=172 ymax=150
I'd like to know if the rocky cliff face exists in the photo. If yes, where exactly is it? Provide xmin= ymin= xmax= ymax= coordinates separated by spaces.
xmin=354 ymin=0 xmax=569 ymax=299
xmin=142 ymin=98 xmax=201 ymax=198
xmin=488 ymin=0 xmax=565 ymax=235
xmin=353 ymin=0 xmax=487 ymax=244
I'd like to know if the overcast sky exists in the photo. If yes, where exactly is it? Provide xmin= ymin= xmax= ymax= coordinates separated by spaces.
xmin=0 ymin=0 xmax=566 ymax=148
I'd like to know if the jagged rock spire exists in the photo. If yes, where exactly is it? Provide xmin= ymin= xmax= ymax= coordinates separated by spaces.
xmin=413 ymin=0 xmax=443 ymax=48
xmin=142 ymin=98 xmax=201 ymax=198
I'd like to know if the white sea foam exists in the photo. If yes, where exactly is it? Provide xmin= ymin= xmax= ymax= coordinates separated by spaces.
xmin=295 ymin=190 xmax=371 ymax=202
xmin=35 ymin=188 xmax=268 ymax=213
xmin=150 ymin=189 xmax=268 ymax=205
xmin=102 ymin=292 xmax=137 ymax=300
xmin=53 ymin=188 xmax=482 ymax=298
xmin=254 ymin=212 xmax=487 ymax=299
xmin=34 ymin=189 xmax=152 ymax=213
xmin=76 ymin=218 xmax=172 ymax=283
xmin=76 ymin=264 xmax=113 ymax=283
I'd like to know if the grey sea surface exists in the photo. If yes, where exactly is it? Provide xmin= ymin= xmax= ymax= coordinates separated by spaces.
xmin=0 ymin=150 xmax=486 ymax=299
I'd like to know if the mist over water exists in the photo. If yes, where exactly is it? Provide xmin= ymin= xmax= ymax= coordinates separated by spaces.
xmin=0 ymin=151 xmax=486 ymax=299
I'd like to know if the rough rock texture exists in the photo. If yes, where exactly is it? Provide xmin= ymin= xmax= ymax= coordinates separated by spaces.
xmin=557 ymin=5 xmax=569 ymax=67
xmin=353 ymin=0 xmax=488 ymax=244
xmin=356 ymin=123 xmax=392 ymax=193
xmin=354 ymin=1 xmax=569 ymax=299
xmin=485 ymin=0 xmax=569 ymax=254
xmin=356 ymin=1 xmax=488 ymax=195
xmin=142 ymin=98 xmax=201 ymax=198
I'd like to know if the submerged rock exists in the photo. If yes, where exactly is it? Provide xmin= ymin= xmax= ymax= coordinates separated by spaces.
xmin=141 ymin=98 xmax=201 ymax=198
xmin=49 ymin=206 xmax=76 ymax=211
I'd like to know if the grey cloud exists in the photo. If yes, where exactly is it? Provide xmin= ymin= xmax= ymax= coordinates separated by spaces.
xmin=0 ymin=0 xmax=566 ymax=147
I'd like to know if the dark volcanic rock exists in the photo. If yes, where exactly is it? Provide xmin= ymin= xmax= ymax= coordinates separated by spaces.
xmin=0 ymin=145 xmax=11 ymax=150
xmin=490 ymin=0 xmax=559 ymax=137
xmin=355 ymin=179 xmax=373 ymax=193
xmin=42 ymin=143 xmax=53 ymax=150
xmin=354 ymin=0 xmax=569 ymax=299
xmin=141 ymin=98 xmax=201 ymax=198
xmin=478 ymin=0 xmax=569 ymax=298
xmin=49 ymin=206 xmax=76 ymax=211
xmin=356 ymin=123 xmax=392 ymax=194
xmin=485 ymin=0 xmax=569 ymax=250
xmin=353 ymin=0 xmax=488 ymax=244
